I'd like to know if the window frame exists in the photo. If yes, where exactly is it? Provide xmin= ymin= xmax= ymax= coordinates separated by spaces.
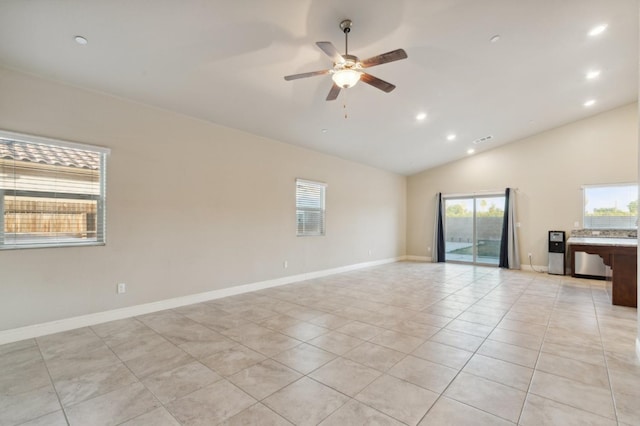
xmin=296 ymin=178 xmax=326 ymax=237
xmin=0 ymin=130 xmax=110 ymax=250
xmin=582 ymin=182 xmax=638 ymax=230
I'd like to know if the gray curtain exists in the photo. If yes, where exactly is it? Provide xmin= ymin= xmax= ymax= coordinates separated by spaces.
xmin=499 ymin=188 xmax=520 ymax=269
xmin=432 ymin=193 xmax=445 ymax=262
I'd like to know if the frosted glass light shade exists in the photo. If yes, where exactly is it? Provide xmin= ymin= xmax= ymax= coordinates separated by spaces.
xmin=332 ymin=69 xmax=361 ymax=88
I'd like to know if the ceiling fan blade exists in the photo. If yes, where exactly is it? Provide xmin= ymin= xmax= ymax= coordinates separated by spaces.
xmin=326 ymin=83 xmax=341 ymax=101
xmin=316 ymin=41 xmax=346 ymax=64
xmin=360 ymin=49 xmax=408 ymax=68
xmin=361 ymin=73 xmax=396 ymax=93
xmin=284 ymin=69 xmax=330 ymax=81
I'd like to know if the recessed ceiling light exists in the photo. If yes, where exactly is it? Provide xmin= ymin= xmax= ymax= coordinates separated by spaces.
xmin=467 ymin=148 xmax=475 ymax=155
xmin=74 ymin=35 xmax=88 ymax=45
xmin=446 ymin=134 xmax=457 ymax=141
xmin=588 ymin=24 xmax=607 ymax=37
xmin=586 ymin=70 xmax=601 ymax=80
xmin=490 ymin=35 xmax=501 ymax=43
xmin=416 ymin=112 xmax=427 ymax=121
xmin=321 ymin=128 xmax=328 ymax=133
xmin=584 ymin=99 xmax=596 ymax=107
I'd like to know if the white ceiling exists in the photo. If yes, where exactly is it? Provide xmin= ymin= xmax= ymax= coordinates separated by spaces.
xmin=0 ymin=0 xmax=637 ymax=175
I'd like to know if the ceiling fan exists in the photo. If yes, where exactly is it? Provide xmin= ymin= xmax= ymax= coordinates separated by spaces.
xmin=284 ymin=19 xmax=408 ymax=101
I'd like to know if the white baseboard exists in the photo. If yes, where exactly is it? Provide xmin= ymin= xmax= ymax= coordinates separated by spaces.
xmin=406 ymin=255 xmax=431 ymax=262
xmin=0 ymin=256 xmax=405 ymax=345
xmin=636 ymin=337 xmax=640 ymax=363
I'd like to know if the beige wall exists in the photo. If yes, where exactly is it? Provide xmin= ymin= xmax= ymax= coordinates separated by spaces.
xmin=407 ymin=103 xmax=638 ymax=266
xmin=1 ymin=63 xmax=636 ymax=333
xmin=0 ymin=68 xmax=407 ymax=331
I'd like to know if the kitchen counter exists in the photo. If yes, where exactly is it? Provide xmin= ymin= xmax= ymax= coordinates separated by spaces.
xmin=567 ymin=237 xmax=637 ymax=247
xmin=568 ymin=239 xmax=637 ymax=307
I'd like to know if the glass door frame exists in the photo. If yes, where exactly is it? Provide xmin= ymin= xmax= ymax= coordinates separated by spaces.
xmin=443 ymin=193 xmax=505 ymax=266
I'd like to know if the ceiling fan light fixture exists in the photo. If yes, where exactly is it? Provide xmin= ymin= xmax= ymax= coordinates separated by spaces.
xmin=332 ymin=68 xmax=362 ymax=88
xmin=283 ymin=18 xmax=407 ymax=100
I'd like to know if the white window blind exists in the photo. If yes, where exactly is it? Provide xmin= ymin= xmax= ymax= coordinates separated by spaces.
xmin=0 ymin=130 xmax=109 ymax=249
xmin=296 ymin=179 xmax=326 ymax=236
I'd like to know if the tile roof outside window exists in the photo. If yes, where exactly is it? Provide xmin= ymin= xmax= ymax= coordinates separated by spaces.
xmin=0 ymin=140 xmax=100 ymax=170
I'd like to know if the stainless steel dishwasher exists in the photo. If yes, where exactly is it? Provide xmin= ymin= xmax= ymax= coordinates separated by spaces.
xmin=574 ymin=251 xmax=608 ymax=279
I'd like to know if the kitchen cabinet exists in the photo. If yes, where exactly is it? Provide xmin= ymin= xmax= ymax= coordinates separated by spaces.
xmin=568 ymin=238 xmax=637 ymax=308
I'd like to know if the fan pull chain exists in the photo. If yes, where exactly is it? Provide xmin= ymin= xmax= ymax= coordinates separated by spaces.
xmin=343 ymin=89 xmax=349 ymax=119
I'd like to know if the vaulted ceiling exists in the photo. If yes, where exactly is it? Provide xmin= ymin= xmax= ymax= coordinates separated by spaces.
xmin=0 ymin=0 xmax=637 ymax=175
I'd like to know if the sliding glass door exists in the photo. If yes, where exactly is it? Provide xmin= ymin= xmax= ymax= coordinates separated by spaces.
xmin=444 ymin=195 xmax=505 ymax=265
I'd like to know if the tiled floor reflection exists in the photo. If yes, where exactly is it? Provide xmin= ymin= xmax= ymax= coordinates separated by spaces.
xmin=1 ymin=262 xmax=639 ymax=425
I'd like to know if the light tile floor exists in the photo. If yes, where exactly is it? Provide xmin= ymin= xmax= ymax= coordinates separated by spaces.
xmin=1 ymin=262 xmax=639 ymax=425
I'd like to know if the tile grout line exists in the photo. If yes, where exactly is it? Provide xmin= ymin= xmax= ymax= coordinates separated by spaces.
xmin=93 ymin=318 xmax=186 ymax=425
xmin=415 ymin=270 xmax=532 ymax=425
xmin=591 ymin=282 xmax=621 ymax=425
xmin=166 ymin=300 xmax=357 ymax=424
xmin=104 ymin=312 xmax=283 ymax=425
xmin=31 ymin=338 xmax=72 ymax=426
xmin=518 ymin=275 xmax=621 ymax=424
xmin=258 ymin=267 xmax=492 ymax=425
xmin=5 ymin=264 xmax=633 ymax=426
xmin=515 ymin=274 xmax=559 ymax=425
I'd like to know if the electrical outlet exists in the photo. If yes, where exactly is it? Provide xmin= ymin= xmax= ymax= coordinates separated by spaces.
xmin=528 ymin=252 xmax=532 ymax=258
xmin=368 ymin=249 xmax=372 ymax=256
xmin=117 ymin=283 xmax=126 ymax=294
xmin=283 ymin=260 xmax=288 ymax=269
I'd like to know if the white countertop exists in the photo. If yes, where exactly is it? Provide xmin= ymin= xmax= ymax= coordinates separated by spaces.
xmin=567 ymin=237 xmax=637 ymax=247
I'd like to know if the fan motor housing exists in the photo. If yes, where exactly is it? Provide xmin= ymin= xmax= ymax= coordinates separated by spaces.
xmin=341 ymin=54 xmax=359 ymax=66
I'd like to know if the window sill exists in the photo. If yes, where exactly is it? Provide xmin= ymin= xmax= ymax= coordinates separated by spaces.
xmin=0 ymin=242 xmax=105 ymax=250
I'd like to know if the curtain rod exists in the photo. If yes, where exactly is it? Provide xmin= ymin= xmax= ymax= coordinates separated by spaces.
xmin=440 ymin=188 xmax=518 ymax=198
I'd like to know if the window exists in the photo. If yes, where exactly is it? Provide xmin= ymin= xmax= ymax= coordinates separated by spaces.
xmin=583 ymin=183 xmax=638 ymax=229
xmin=296 ymin=179 xmax=326 ymax=236
xmin=0 ymin=130 xmax=109 ymax=249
